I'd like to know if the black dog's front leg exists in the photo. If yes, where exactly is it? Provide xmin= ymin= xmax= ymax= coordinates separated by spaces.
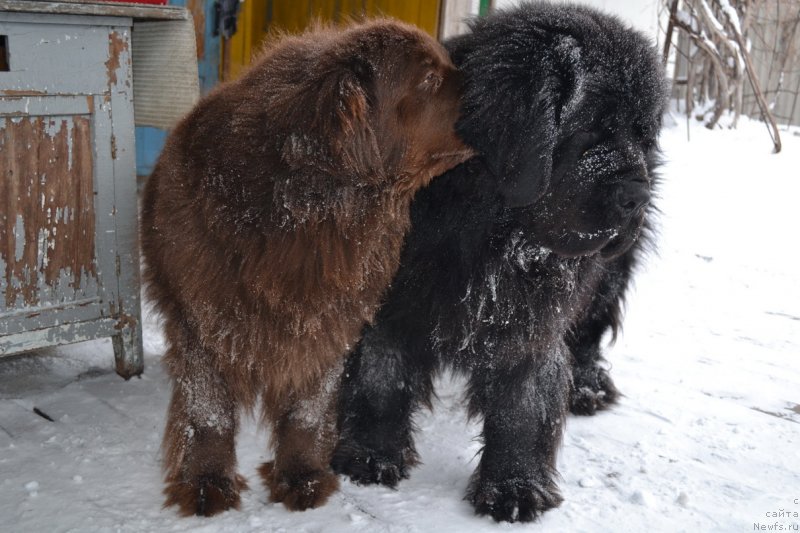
xmin=565 ymin=256 xmax=632 ymax=415
xmin=466 ymin=350 xmax=571 ymax=522
xmin=332 ymin=325 xmax=435 ymax=487
xmin=566 ymin=320 xmax=620 ymax=415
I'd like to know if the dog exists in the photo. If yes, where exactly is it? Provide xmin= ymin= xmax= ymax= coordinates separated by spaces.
xmin=140 ymin=20 xmax=472 ymax=517
xmin=332 ymin=3 xmax=669 ymax=523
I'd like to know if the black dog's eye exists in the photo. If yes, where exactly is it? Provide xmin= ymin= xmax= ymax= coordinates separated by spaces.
xmin=638 ymin=130 xmax=656 ymax=151
xmin=571 ymin=130 xmax=604 ymax=158
xmin=600 ymin=115 xmax=616 ymax=132
xmin=635 ymin=123 xmax=657 ymax=150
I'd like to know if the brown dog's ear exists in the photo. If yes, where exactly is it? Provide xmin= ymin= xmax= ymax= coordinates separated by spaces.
xmin=282 ymin=57 xmax=381 ymax=179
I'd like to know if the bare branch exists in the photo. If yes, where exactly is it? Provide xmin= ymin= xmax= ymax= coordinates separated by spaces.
xmin=664 ymin=0 xmax=790 ymax=150
xmin=663 ymin=0 xmax=681 ymax=64
xmin=673 ymin=17 xmax=732 ymax=127
xmin=719 ymin=1 xmax=783 ymax=151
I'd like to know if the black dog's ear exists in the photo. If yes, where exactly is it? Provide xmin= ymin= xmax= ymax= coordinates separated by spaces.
xmin=501 ymin=35 xmax=584 ymax=208
xmin=454 ymin=60 xmax=560 ymax=209
xmin=497 ymin=86 xmax=559 ymax=208
xmin=281 ymin=57 xmax=381 ymax=178
xmin=451 ymin=28 xmax=582 ymax=208
xmin=462 ymin=81 xmax=558 ymax=209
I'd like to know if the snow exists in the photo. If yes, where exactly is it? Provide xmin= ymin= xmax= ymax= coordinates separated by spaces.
xmin=1 ymin=112 xmax=800 ymax=531
xmin=699 ymin=0 xmax=727 ymax=34
xmin=717 ymin=0 xmax=742 ymax=36
xmin=675 ymin=9 xmax=694 ymax=28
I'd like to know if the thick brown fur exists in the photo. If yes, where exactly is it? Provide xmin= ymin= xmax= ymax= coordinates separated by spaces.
xmin=141 ymin=19 xmax=472 ymax=517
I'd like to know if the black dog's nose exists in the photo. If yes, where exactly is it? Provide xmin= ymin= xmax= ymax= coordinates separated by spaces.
xmin=616 ymin=179 xmax=650 ymax=215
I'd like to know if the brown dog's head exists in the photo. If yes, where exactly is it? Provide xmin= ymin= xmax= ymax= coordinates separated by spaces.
xmin=275 ymin=20 xmax=473 ymax=195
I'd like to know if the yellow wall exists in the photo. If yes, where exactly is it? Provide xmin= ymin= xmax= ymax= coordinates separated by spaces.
xmin=223 ymin=0 xmax=442 ymax=80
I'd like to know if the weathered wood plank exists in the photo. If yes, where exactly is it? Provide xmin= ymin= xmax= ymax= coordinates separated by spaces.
xmin=0 ymin=114 xmax=100 ymax=311
xmin=0 ymin=96 xmax=92 ymax=117
xmin=0 ymin=298 xmax=102 ymax=336
xmin=106 ymin=24 xmax=144 ymax=378
xmin=0 ymin=318 xmax=120 ymax=355
xmin=0 ymin=21 xmax=115 ymax=94
xmin=0 ymin=7 xmax=144 ymax=378
xmin=0 ymin=0 xmax=187 ymax=21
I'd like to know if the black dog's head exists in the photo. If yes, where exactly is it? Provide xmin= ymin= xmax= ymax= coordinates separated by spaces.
xmin=447 ymin=3 xmax=669 ymax=258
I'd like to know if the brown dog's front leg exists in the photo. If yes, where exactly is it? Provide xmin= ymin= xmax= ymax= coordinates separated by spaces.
xmin=260 ymin=360 xmax=342 ymax=511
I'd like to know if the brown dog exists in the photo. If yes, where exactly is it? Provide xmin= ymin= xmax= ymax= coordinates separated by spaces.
xmin=141 ymin=20 xmax=472 ymax=517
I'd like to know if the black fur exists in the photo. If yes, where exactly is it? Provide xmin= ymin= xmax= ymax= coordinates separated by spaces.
xmin=332 ymin=2 xmax=669 ymax=523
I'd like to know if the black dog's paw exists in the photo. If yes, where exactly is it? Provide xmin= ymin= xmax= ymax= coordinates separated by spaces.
xmin=331 ymin=441 xmax=417 ymax=488
xmin=570 ymin=364 xmax=620 ymax=416
xmin=467 ymin=475 xmax=563 ymax=523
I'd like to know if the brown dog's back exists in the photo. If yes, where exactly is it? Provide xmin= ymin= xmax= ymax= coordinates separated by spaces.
xmin=141 ymin=19 xmax=472 ymax=516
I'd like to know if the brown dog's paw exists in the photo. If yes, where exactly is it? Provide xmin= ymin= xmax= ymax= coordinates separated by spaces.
xmin=164 ymin=473 xmax=248 ymax=517
xmin=259 ymin=461 xmax=339 ymax=511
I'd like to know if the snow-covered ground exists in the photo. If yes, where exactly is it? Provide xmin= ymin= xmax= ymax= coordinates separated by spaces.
xmin=1 ymin=113 xmax=799 ymax=532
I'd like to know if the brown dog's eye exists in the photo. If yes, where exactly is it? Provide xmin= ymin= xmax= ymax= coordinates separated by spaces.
xmin=420 ymin=71 xmax=442 ymax=92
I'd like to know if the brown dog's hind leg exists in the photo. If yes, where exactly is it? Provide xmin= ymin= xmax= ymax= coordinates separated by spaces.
xmin=260 ymin=361 xmax=342 ymax=511
xmin=161 ymin=335 xmax=246 ymax=517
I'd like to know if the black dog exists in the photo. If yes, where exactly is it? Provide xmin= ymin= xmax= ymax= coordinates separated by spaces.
xmin=332 ymin=2 xmax=669 ymax=523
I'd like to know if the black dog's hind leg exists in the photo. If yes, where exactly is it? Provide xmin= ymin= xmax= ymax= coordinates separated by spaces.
xmin=331 ymin=325 xmax=435 ymax=487
xmin=466 ymin=352 xmax=571 ymax=522
xmin=565 ymin=254 xmax=635 ymax=415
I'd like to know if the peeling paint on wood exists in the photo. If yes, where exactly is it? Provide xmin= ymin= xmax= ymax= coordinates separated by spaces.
xmin=114 ymin=311 xmax=138 ymax=331
xmin=0 ymin=317 xmax=121 ymax=355
xmin=0 ymin=7 xmax=157 ymax=377
xmin=1 ymin=90 xmax=47 ymax=97
xmin=0 ymin=0 xmax=187 ymax=21
xmin=105 ymin=30 xmax=127 ymax=86
xmin=0 ymin=116 xmax=96 ymax=309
